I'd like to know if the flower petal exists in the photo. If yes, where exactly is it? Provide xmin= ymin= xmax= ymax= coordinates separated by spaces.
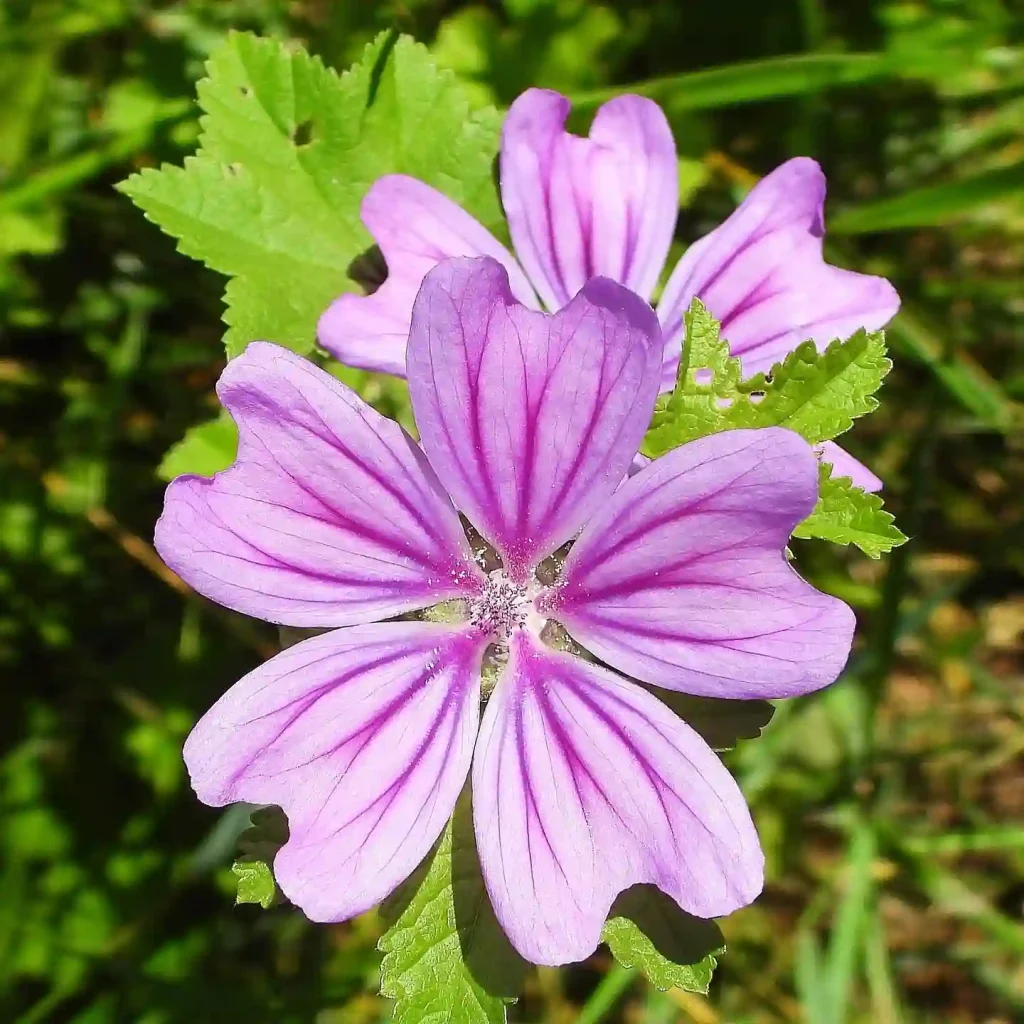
xmin=818 ymin=440 xmax=882 ymax=492
xmin=407 ymin=257 xmax=663 ymax=581
xmin=544 ymin=428 xmax=855 ymax=698
xmin=501 ymin=89 xmax=678 ymax=309
xmin=317 ymin=175 xmax=538 ymax=376
xmin=184 ymin=622 xmax=487 ymax=921
xmin=472 ymin=631 xmax=763 ymax=966
xmin=155 ymin=342 xmax=482 ymax=627
xmin=657 ymin=158 xmax=900 ymax=385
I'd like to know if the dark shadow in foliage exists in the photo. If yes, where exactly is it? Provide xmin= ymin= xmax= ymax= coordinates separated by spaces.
xmin=451 ymin=790 xmax=530 ymax=999
xmin=366 ymin=27 xmax=401 ymax=108
xmin=608 ymin=884 xmax=725 ymax=967
xmin=643 ymin=688 xmax=776 ymax=750
xmin=346 ymin=244 xmax=388 ymax=295
xmin=278 ymin=625 xmax=329 ymax=650
xmin=237 ymin=805 xmax=289 ymax=866
xmin=378 ymin=788 xmax=529 ymax=1004
xmin=292 ymin=118 xmax=315 ymax=146
xmin=231 ymin=805 xmax=290 ymax=908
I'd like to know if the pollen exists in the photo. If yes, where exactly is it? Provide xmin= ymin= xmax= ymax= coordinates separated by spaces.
xmin=469 ymin=570 xmax=530 ymax=639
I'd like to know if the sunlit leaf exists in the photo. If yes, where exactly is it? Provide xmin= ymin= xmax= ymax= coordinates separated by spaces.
xmin=602 ymin=886 xmax=724 ymax=994
xmin=793 ymin=466 xmax=908 ymax=558
xmin=379 ymin=797 xmax=527 ymax=1024
xmin=158 ymin=411 xmax=237 ymax=481
xmin=120 ymin=32 xmax=503 ymax=357
xmin=643 ymin=299 xmax=891 ymax=455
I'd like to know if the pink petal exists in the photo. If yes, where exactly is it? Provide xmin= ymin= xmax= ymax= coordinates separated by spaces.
xmin=501 ymin=89 xmax=678 ymax=309
xmin=818 ymin=440 xmax=882 ymax=493
xmin=317 ymin=175 xmax=538 ymax=376
xmin=472 ymin=630 xmax=763 ymax=966
xmin=544 ymin=428 xmax=855 ymax=698
xmin=185 ymin=622 xmax=487 ymax=921
xmin=155 ymin=343 xmax=482 ymax=627
xmin=407 ymin=257 xmax=663 ymax=582
xmin=657 ymin=158 xmax=900 ymax=386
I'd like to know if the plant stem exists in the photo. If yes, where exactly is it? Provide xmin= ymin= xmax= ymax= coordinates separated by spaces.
xmin=576 ymin=963 xmax=638 ymax=1024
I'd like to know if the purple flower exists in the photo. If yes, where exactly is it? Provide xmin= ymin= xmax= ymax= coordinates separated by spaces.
xmin=159 ymin=257 xmax=855 ymax=966
xmin=319 ymin=88 xmax=899 ymax=493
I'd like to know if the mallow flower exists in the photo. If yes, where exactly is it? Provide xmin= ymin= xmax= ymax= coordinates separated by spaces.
xmin=318 ymin=88 xmax=900 ymax=492
xmin=158 ymin=256 xmax=855 ymax=966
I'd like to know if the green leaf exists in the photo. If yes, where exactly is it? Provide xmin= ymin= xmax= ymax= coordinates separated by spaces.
xmin=230 ymin=806 xmax=288 ymax=909
xmin=642 ymin=297 xmax=748 ymax=455
xmin=0 ymin=208 xmax=63 ymax=256
xmin=0 ymin=99 xmax=191 ymax=216
xmin=642 ymin=299 xmax=906 ymax=557
xmin=120 ymin=32 xmax=503 ymax=357
xmin=157 ymin=411 xmax=237 ymax=481
xmin=0 ymin=45 xmax=56 ymax=177
xmin=231 ymin=860 xmax=276 ymax=909
xmin=748 ymin=330 xmax=890 ymax=444
xmin=602 ymin=886 xmax=724 ymax=994
xmin=379 ymin=797 xmax=527 ymax=1024
xmin=793 ymin=466 xmax=908 ymax=558
xmin=643 ymin=299 xmax=890 ymax=456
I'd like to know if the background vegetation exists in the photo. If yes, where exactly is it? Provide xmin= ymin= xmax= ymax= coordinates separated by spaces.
xmin=1 ymin=1 xmax=1022 ymax=1021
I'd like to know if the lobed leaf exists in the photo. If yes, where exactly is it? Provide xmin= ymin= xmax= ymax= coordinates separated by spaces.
xmin=231 ymin=806 xmax=288 ymax=909
xmin=379 ymin=797 xmax=527 ymax=1024
xmin=602 ymin=886 xmax=724 ymax=994
xmin=642 ymin=299 xmax=906 ymax=557
xmin=120 ymin=32 xmax=503 ymax=357
xmin=157 ymin=410 xmax=237 ymax=480
xmin=793 ymin=466 xmax=908 ymax=558
xmin=643 ymin=299 xmax=890 ymax=456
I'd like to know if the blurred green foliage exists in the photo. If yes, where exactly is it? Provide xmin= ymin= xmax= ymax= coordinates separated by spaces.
xmin=1 ymin=1 xmax=1022 ymax=1022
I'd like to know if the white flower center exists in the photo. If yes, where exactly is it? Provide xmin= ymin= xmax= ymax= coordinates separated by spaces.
xmin=468 ymin=570 xmax=534 ymax=639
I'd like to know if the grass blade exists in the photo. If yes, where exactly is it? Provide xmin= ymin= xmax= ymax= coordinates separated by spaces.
xmin=887 ymin=306 xmax=1018 ymax=430
xmin=795 ymin=925 xmax=830 ymax=1023
xmin=569 ymin=53 xmax=892 ymax=113
xmin=831 ymin=162 xmax=1024 ymax=234
xmin=576 ymin=963 xmax=637 ymax=1024
xmin=826 ymin=820 xmax=877 ymax=1024
xmin=864 ymin=910 xmax=905 ymax=1024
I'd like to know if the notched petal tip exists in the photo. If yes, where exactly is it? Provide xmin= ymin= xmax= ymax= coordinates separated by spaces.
xmin=657 ymin=154 xmax=899 ymax=380
xmin=594 ymin=91 xmax=673 ymax=121
xmin=505 ymin=87 xmax=572 ymax=131
xmin=318 ymin=176 xmax=537 ymax=376
xmin=575 ymin=275 xmax=663 ymax=339
xmin=502 ymin=86 xmax=679 ymax=307
xmin=216 ymin=338 xmax=287 ymax=387
xmin=818 ymin=440 xmax=884 ymax=493
xmin=361 ymin=172 xmax=416 ymax=218
xmin=765 ymin=156 xmax=827 ymax=228
xmin=416 ymin=253 xmax=518 ymax=305
xmin=473 ymin=634 xmax=764 ymax=964
xmin=748 ymin=425 xmax=827 ymax=522
xmin=408 ymin=256 xmax=664 ymax=579
xmin=868 ymin=272 xmax=902 ymax=321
